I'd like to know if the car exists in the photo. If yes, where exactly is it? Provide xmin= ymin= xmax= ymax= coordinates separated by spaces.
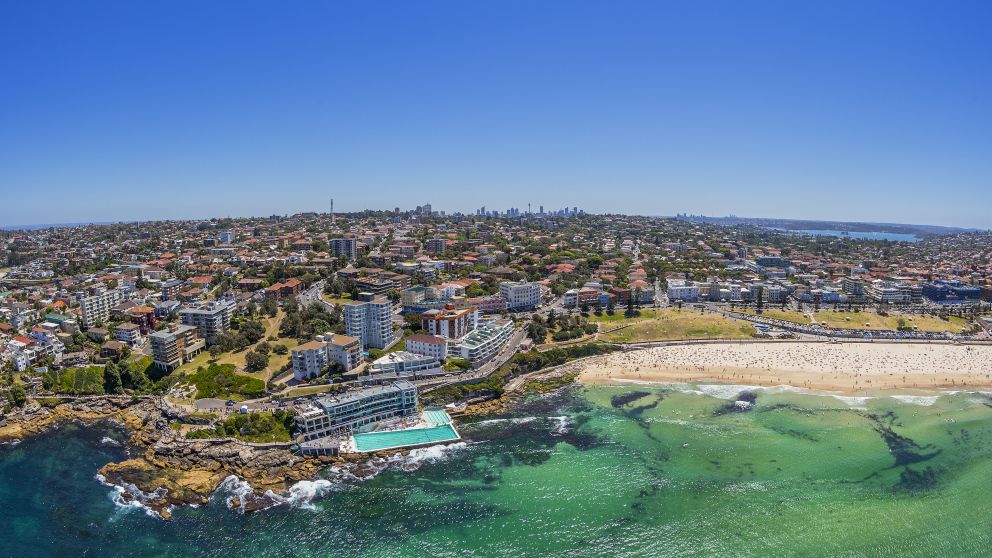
xmin=225 ymin=399 xmax=236 ymax=407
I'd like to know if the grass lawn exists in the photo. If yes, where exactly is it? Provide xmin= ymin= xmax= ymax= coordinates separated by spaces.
xmin=737 ymin=308 xmax=813 ymax=324
xmin=811 ymin=311 xmax=970 ymax=332
xmin=175 ymin=310 xmax=298 ymax=381
xmin=600 ymin=309 xmax=755 ymax=343
xmin=586 ymin=309 xmax=660 ymax=323
xmin=187 ymin=411 xmax=295 ymax=443
xmin=183 ymin=363 xmax=266 ymax=401
xmin=737 ymin=308 xmax=970 ymax=333
xmin=321 ymin=292 xmax=354 ymax=306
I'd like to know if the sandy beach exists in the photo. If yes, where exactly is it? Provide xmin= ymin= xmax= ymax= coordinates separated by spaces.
xmin=577 ymin=341 xmax=992 ymax=393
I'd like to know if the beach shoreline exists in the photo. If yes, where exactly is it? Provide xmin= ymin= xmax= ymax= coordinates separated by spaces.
xmin=577 ymin=341 xmax=992 ymax=394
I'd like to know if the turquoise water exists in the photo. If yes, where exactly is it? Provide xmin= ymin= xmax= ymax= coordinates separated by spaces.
xmin=2 ymin=384 xmax=991 ymax=557
xmin=423 ymin=408 xmax=453 ymax=426
xmin=353 ymin=423 xmax=460 ymax=451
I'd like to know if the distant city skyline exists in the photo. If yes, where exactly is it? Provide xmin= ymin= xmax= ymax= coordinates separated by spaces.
xmin=2 ymin=1 xmax=990 ymax=228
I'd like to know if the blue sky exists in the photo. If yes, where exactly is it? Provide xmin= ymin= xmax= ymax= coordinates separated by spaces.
xmin=1 ymin=0 xmax=990 ymax=228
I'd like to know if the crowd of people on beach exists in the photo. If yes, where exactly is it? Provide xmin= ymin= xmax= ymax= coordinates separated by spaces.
xmin=580 ymin=342 xmax=992 ymax=391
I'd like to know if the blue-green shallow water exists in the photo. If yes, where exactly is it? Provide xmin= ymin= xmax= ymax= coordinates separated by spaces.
xmin=2 ymin=385 xmax=992 ymax=557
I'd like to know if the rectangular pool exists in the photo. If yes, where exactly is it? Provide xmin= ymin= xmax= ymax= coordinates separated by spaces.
xmin=423 ymin=409 xmax=453 ymax=427
xmin=353 ymin=424 xmax=460 ymax=452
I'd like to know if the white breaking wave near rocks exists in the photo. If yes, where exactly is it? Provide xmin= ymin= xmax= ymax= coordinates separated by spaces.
xmin=340 ymin=441 xmax=473 ymax=480
xmin=100 ymin=436 xmax=121 ymax=446
xmin=466 ymin=415 xmax=572 ymax=435
xmin=388 ymin=441 xmax=470 ymax=473
xmin=213 ymin=475 xmax=254 ymax=512
xmin=548 ymin=416 xmax=571 ymax=435
xmin=96 ymin=474 xmax=168 ymax=519
xmin=467 ymin=417 xmax=538 ymax=427
xmin=264 ymin=480 xmax=336 ymax=511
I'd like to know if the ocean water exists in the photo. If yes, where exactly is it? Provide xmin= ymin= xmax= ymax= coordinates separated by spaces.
xmin=2 ymin=385 xmax=991 ymax=557
xmin=770 ymin=228 xmax=921 ymax=242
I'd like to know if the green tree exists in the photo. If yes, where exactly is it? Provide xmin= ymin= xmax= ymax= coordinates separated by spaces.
xmin=8 ymin=383 xmax=27 ymax=407
xmin=122 ymin=361 xmax=151 ymax=392
xmin=404 ymin=312 xmax=423 ymax=332
xmin=526 ymin=321 xmax=548 ymax=343
xmin=245 ymin=350 xmax=269 ymax=372
xmin=261 ymin=296 xmax=278 ymax=317
xmin=103 ymin=361 xmax=123 ymax=394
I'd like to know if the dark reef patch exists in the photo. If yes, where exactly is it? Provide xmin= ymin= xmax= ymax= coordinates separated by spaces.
xmin=896 ymin=466 xmax=941 ymax=492
xmin=863 ymin=411 xmax=941 ymax=467
xmin=611 ymin=391 xmax=652 ymax=408
xmin=714 ymin=391 xmax=758 ymax=416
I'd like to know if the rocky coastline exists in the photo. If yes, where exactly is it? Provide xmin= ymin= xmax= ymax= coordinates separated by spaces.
xmin=0 ymin=364 xmax=575 ymax=520
xmin=0 ymin=397 xmax=427 ymax=519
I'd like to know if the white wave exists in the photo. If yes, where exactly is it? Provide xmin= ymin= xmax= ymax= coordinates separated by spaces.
xmin=466 ymin=417 xmax=538 ymax=427
xmin=468 ymin=415 xmax=571 ymax=436
xmin=548 ymin=416 xmax=570 ymax=435
xmin=264 ymin=479 xmax=335 ymax=511
xmin=213 ymin=475 xmax=254 ymax=512
xmin=890 ymin=395 xmax=940 ymax=406
xmin=829 ymin=395 xmax=875 ymax=406
xmin=100 ymin=436 xmax=121 ymax=446
xmin=690 ymin=384 xmax=763 ymax=400
xmin=96 ymin=474 xmax=167 ymax=519
xmin=765 ymin=384 xmax=809 ymax=394
xmin=400 ymin=441 xmax=469 ymax=466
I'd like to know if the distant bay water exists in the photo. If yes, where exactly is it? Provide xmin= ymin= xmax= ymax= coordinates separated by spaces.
xmin=2 ymin=385 xmax=990 ymax=557
xmin=0 ymin=222 xmax=113 ymax=231
xmin=770 ymin=227 xmax=920 ymax=242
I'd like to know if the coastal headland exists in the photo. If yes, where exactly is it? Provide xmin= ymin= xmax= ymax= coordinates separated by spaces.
xmin=0 ymin=397 xmax=401 ymax=519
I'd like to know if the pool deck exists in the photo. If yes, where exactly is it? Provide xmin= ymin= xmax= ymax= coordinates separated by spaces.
xmin=345 ymin=409 xmax=461 ymax=453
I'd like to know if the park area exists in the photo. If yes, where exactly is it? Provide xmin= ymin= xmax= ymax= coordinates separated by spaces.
xmin=175 ymin=310 xmax=298 ymax=381
xmin=598 ymin=308 xmax=756 ymax=343
xmin=737 ymin=308 xmax=972 ymax=333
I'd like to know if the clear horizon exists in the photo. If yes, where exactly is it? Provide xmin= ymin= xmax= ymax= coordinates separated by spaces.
xmin=2 ymin=1 xmax=990 ymax=228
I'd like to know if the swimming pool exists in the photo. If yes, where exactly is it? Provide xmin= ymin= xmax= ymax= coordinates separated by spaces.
xmin=353 ymin=424 xmax=460 ymax=452
xmin=423 ymin=408 xmax=453 ymax=427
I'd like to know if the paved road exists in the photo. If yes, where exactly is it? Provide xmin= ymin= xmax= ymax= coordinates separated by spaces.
xmin=298 ymin=280 xmax=334 ymax=311
xmin=414 ymin=325 xmax=529 ymax=391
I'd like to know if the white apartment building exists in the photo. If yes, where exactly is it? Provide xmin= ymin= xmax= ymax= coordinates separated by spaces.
xmin=366 ymin=351 xmax=443 ymax=381
xmin=179 ymin=299 xmax=235 ymax=344
xmin=291 ymin=333 xmax=363 ymax=381
xmin=421 ymin=307 xmax=478 ymax=339
xmin=448 ymin=318 xmax=514 ymax=364
xmin=666 ymin=280 xmax=700 ymax=302
xmin=404 ymin=333 xmax=449 ymax=361
xmin=499 ymin=281 xmax=542 ymax=310
xmin=114 ymin=323 xmax=143 ymax=347
xmin=865 ymin=281 xmax=912 ymax=305
xmin=80 ymin=288 xmax=125 ymax=329
xmin=343 ymin=296 xmax=394 ymax=349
